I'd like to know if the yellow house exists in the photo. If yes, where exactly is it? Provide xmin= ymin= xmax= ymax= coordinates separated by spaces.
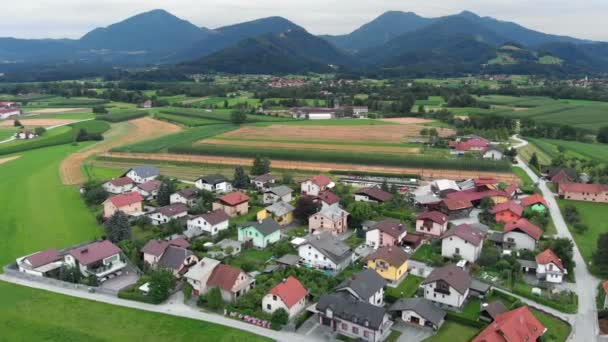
xmin=258 ymin=202 xmax=295 ymax=226
xmin=364 ymin=246 xmax=409 ymax=284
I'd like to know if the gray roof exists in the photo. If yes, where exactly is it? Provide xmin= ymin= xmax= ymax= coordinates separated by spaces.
xmin=197 ymin=174 xmax=227 ymax=185
xmin=457 ymin=179 xmax=476 ymax=191
xmin=318 ymin=205 xmax=349 ymax=221
xmin=129 ymin=165 xmax=160 ymax=178
xmin=304 ymin=233 xmax=352 ymax=264
xmin=470 ymin=223 xmax=490 ymax=234
xmin=481 ymin=301 xmax=508 ymax=320
xmin=469 ymin=279 xmax=491 ymax=294
xmin=266 ymin=185 xmax=293 ymax=197
xmin=388 ymin=298 xmax=446 ymax=326
xmin=265 ymin=201 xmax=295 ymax=217
xmin=154 ymin=203 xmax=188 ymax=218
xmin=488 ymin=232 xmax=504 ymax=243
xmin=176 ymin=188 xmax=198 ymax=199
xmin=317 ymin=292 xmax=387 ymax=330
xmin=276 ymin=254 xmax=300 ymax=266
xmin=157 ymin=245 xmax=192 ymax=271
xmin=243 ymin=218 xmax=281 ymax=236
xmin=422 ymin=265 xmax=472 ymax=295
xmin=336 ymin=269 xmax=387 ymax=301
xmin=517 ymin=259 xmax=538 ymax=269
xmin=415 ymin=194 xmax=442 ymax=205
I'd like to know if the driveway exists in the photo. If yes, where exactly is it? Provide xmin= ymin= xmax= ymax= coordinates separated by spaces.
xmin=392 ymin=321 xmax=434 ymax=342
xmin=513 ymin=135 xmax=600 ymax=341
xmin=99 ymin=266 xmax=140 ymax=292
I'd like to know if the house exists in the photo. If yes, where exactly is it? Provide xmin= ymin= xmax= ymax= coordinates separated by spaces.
xmin=184 ymin=258 xmax=255 ymax=302
xmin=474 ymin=177 xmax=499 ymax=191
xmin=15 ymin=130 xmax=38 ymax=139
xmin=140 ymin=100 xmax=152 ymax=109
xmin=365 ymin=219 xmax=407 ymax=249
xmin=520 ymin=194 xmax=548 ymax=213
xmin=354 ymin=187 xmax=393 ymax=204
xmin=64 ymin=240 xmax=126 ymax=282
xmin=316 ymin=292 xmax=393 ymax=342
xmin=251 ymin=173 xmax=277 ymax=191
xmin=103 ymin=192 xmax=144 ymax=218
xmin=309 ymin=205 xmax=349 ymax=235
xmin=482 ymin=146 xmax=504 ymax=160
xmin=432 ymin=179 xmax=460 ymax=197
xmin=148 ymin=203 xmax=189 ymax=225
xmin=415 ymin=211 xmax=448 ymax=237
xmin=544 ymin=167 xmax=577 ymax=184
xmin=503 ymin=218 xmax=542 ymax=251
xmin=298 ymin=232 xmax=353 ymax=272
xmin=141 ymin=239 xmax=197 ymax=276
xmin=238 ymin=218 xmax=281 ymax=249
xmin=213 ymin=191 xmax=250 ymax=217
xmin=422 ymin=265 xmax=471 ymax=308
xmin=473 ymin=306 xmax=546 ymax=342
xmin=103 ymin=177 xmax=135 ymax=194
xmin=335 ymin=269 xmax=387 ymax=306
xmin=441 ymin=224 xmax=485 ymax=263
xmin=185 ymin=209 xmax=230 ymax=238
xmin=195 ymin=174 xmax=232 ymax=193
xmin=262 ymin=276 xmax=308 ymax=319
xmin=291 ymin=107 xmax=336 ymax=120
xmin=446 ymin=189 xmax=512 ymax=206
xmin=17 ymin=249 xmax=63 ymax=277
xmin=0 ymin=107 xmax=21 ymax=119
xmin=388 ymin=298 xmax=446 ymax=330
xmin=124 ymin=165 xmax=160 ymax=184
xmin=301 ymin=175 xmax=334 ymax=196
xmin=491 ymin=201 xmax=524 ymax=223
xmin=535 ymin=249 xmax=567 ymax=283
xmin=314 ymin=191 xmax=341 ymax=209
xmin=449 ymin=136 xmax=490 ymax=152
xmin=258 ymin=201 xmax=295 ymax=226
xmin=263 ymin=185 xmax=293 ymax=204
xmin=364 ymin=246 xmax=409 ymax=284
xmin=558 ymin=183 xmax=608 ymax=203
xmin=440 ymin=198 xmax=474 ymax=219
xmin=352 ymin=106 xmax=369 ymax=118
xmin=479 ymin=301 xmax=508 ymax=322
xmin=170 ymin=188 xmax=199 ymax=207
xmin=133 ymin=179 xmax=162 ymax=200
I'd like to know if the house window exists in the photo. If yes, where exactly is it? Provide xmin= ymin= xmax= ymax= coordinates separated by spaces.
xmin=267 ymin=304 xmax=271 ymax=310
xmin=273 ymin=295 xmax=277 ymax=301
xmin=455 ymin=247 xmax=460 ymax=255
xmin=352 ymin=326 xmax=359 ymax=334
xmin=364 ymin=331 xmax=370 ymax=338
xmin=341 ymin=323 xmax=348 ymax=330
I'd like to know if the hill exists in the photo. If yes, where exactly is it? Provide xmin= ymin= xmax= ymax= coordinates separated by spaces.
xmin=183 ymin=28 xmax=356 ymax=74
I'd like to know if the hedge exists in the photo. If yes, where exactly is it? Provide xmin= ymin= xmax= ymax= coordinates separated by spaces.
xmin=159 ymin=108 xmax=292 ymax=123
xmin=329 ymin=170 xmax=419 ymax=179
xmin=0 ymin=120 xmax=110 ymax=156
xmin=118 ymin=286 xmax=162 ymax=304
xmin=169 ymin=144 xmax=513 ymax=172
xmin=96 ymin=110 xmax=148 ymax=122
xmin=445 ymin=311 xmax=487 ymax=329
xmin=512 ymin=286 xmax=578 ymax=314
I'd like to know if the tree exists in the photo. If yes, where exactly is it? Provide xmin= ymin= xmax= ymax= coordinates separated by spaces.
xmin=417 ymin=104 xmax=426 ymax=115
xmin=478 ymin=244 xmax=500 ymax=267
xmin=148 ymin=269 xmax=176 ymax=303
xmin=594 ymin=233 xmax=608 ymax=277
xmin=380 ymin=180 xmax=389 ymax=192
xmin=282 ymin=173 xmax=293 ymax=185
xmin=75 ymin=129 xmax=89 ymax=142
xmin=13 ymin=120 xmax=22 ymax=127
xmin=233 ymin=166 xmax=249 ymax=189
xmin=294 ymin=196 xmax=318 ymax=222
xmin=347 ymin=202 xmax=374 ymax=229
xmin=420 ymin=128 xmax=429 ymax=136
xmin=271 ymin=308 xmax=289 ymax=326
xmin=205 ymin=287 xmax=225 ymax=310
xmin=34 ymin=127 xmax=46 ymax=136
xmin=105 ymin=211 xmax=131 ymax=243
xmin=251 ymin=156 xmax=271 ymax=176
xmin=597 ymin=126 xmax=608 ymax=144
xmin=92 ymin=106 xmax=108 ymax=114
xmin=157 ymin=179 xmax=176 ymax=206
xmin=230 ymin=108 xmax=247 ymax=124
xmin=82 ymin=181 xmax=108 ymax=206
xmin=529 ymin=152 xmax=540 ymax=170
xmin=166 ymin=219 xmax=184 ymax=235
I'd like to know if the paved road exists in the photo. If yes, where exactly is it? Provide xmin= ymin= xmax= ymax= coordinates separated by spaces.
xmin=512 ymin=135 xmax=601 ymax=341
xmin=0 ymin=275 xmax=315 ymax=342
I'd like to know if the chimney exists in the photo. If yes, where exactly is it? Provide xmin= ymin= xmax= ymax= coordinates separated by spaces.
xmin=282 ymin=278 xmax=287 ymax=283
xmin=81 ymin=248 xmax=88 ymax=254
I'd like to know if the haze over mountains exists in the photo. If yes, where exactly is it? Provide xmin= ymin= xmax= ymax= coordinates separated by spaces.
xmin=1 ymin=9 xmax=607 ymax=75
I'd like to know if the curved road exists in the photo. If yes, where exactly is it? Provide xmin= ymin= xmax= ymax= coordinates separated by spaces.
xmin=512 ymin=135 xmax=600 ymax=341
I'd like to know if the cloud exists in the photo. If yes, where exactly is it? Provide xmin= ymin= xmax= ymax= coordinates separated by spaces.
xmin=0 ymin=0 xmax=606 ymax=41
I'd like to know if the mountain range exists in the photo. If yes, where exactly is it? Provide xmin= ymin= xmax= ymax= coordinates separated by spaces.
xmin=1 ymin=9 xmax=607 ymax=76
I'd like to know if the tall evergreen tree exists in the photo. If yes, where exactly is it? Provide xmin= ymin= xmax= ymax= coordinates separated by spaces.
xmin=105 ymin=211 xmax=131 ymax=243
xmin=529 ymin=152 xmax=540 ymax=170
xmin=594 ymin=233 xmax=608 ymax=277
xmin=157 ymin=179 xmax=175 ymax=206
xmin=233 ymin=166 xmax=249 ymax=189
xmin=251 ymin=156 xmax=271 ymax=176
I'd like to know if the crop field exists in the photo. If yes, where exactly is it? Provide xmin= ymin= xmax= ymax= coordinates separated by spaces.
xmin=477 ymin=95 xmax=559 ymax=108
xmin=158 ymin=107 xmax=290 ymax=123
xmin=0 ymin=118 xmax=78 ymax=127
xmin=183 ymin=96 xmax=261 ymax=108
xmin=22 ymin=96 xmax=109 ymax=108
xmin=528 ymin=138 xmax=608 ymax=164
xmin=96 ymin=110 xmax=148 ymax=122
xmin=154 ymin=113 xmax=223 ymax=126
xmin=27 ymin=107 xmax=92 ymax=114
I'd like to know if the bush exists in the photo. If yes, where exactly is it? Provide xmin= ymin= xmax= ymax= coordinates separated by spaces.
xmin=271 ymin=308 xmax=289 ymax=326
xmin=118 ymin=286 xmax=161 ymax=304
xmin=183 ymin=282 xmax=193 ymax=301
xmin=204 ymin=287 xmax=225 ymax=311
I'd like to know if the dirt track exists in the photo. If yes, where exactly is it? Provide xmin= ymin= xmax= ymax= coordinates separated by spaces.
xmin=60 ymin=117 xmax=181 ymax=185
xmin=0 ymin=119 xmax=77 ymax=127
xmin=0 ymin=156 xmax=20 ymax=165
xmin=199 ymin=139 xmax=421 ymax=154
xmin=101 ymin=152 xmax=519 ymax=183
xmin=379 ymin=118 xmax=435 ymax=125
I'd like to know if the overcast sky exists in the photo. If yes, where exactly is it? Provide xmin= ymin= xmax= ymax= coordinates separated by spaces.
xmin=3 ymin=0 xmax=608 ymax=41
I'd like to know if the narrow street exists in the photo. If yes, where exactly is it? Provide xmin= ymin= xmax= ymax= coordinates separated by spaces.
xmin=512 ymin=135 xmax=601 ymax=341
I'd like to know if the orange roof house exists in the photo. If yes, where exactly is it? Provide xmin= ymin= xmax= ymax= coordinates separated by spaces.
xmin=491 ymin=201 xmax=524 ymax=223
xmin=474 ymin=306 xmax=545 ymax=342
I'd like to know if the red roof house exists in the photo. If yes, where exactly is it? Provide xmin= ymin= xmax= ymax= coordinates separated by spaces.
xmin=103 ymin=192 xmax=144 ymax=218
xmin=503 ymin=219 xmax=543 ymax=250
xmin=206 ymin=263 xmax=254 ymax=302
xmin=213 ymin=191 xmax=250 ymax=217
xmin=473 ymin=306 xmax=545 ymax=342
xmin=416 ymin=211 xmax=449 ymax=237
xmin=68 ymin=240 xmax=122 ymax=266
xmin=24 ymin=249 xmax=62 ymax=268
xmin=263 ymin=276 xmax=308 ymax=317
xmin=535 ymin=249 xmax=565 ymax=272
xmin=491 ymin=201 xmax=524 ymax=223
xmin=354 ymin=186 xmax=393 ymax=203
xmin=521 ymin=194 xmax=548 ymax=208
xmin=316 ymin=191 xmax=341 ymax=206
xmin=558 ymin=183 xmax=608 ymax=203
xmin=301 ymin=175 xmax=334 ymax=195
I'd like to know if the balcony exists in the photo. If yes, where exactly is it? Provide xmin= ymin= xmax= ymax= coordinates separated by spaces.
xmin=86 ymin=261 xmax=127 ymax=278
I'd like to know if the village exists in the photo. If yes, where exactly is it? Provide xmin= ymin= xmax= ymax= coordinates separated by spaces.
xmin=6 ymin=136 xmax=605 ymax=342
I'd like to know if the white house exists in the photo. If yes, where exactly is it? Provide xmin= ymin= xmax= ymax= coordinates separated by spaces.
xmin=103 ymin=177 xmax=135 ymax=194
xmin=298 ymin=233 xmax=353 ymax=273
xmin=16 ymin=249 xmax=63 ymax=277
xmin=441 ymin=224 xmax=485 ymax=263
xmin=124 ymin=165 xmax=160 ymax=184
xmin=335 ymin=269 xmax=387 ymax=307
xmin=195 ymin=174 xmax=232 ymax=193
xmin=148 ymin=203 xmax=188 ymax=225
xmin=422 ymin=265 xmax=471 ymax=308
xmin=64 ymin=240 xmax=126 ymax=282
xmin=535 ymin=249 xmax=567 ymax=283
xmin=300 ymin=175 xmax=334 ymax=196
xmin=133 ymin=180 xmax=162 ymax=200
xmin=186 ymin=209 xmax=230 ymax=238
xmin=251 ymin=173 xmax=277 ymax=191
xmin=483 ymin=147 xmax=504 ymax=160
xmin=0 ymin=108 xmax=21 ymax=119
xmin=503 ymin=219 xmax=542 ymax=251
xmin=170 ymin=188 xmax=199 ymax=207
xmin=262 ymin=276 xmax=308 ymax=319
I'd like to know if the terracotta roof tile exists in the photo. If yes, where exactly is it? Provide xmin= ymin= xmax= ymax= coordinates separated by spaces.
xmin=504 ymin=218 xmax=542 ymax=241
xmin=207 ymin=264 xmax=244 ymax=291
xmin=416 ymin=211 xmax=448 ymax=224
xmin=68 ymin=240 xmax=121 ymax=266
xmin=520 ymin=194 xmax=548 ymax=208
xmin=365 ymin=246 xmax=409 ymax=267
xmin=108 ymin=177 xmax=135 ymax=187
xmin=355 ymin=186 xmax=393 ymax=202
xmin=217 ymin=191 xmax=250 ymax=206
xmin=491 ymin=201 xmax=524 ymax=216
xmin=269 ymin=276 xmax=307 ymax=309
xmin=535 ymin=249 xmax=565 ymax=272
xmin=107 ymin=192 xmax=143 ymax=208
xmin=473 ymin=306 xmax=545 ymax=342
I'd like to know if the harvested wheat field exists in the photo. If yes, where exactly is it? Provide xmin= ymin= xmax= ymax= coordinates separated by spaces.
xmin=0 ymin=119 xmax=77 ymax=127
xmin=103 ymin=152 xmax=518 ymax=183
xmin=220 ymin=124 xmax=455 ymax=143
xmin=0 ymin=156 xmax=20 ymax=165
xmin=27 ymin=108 xmax=90 ymax=114
xmin=379 ymin=118 xmax=436 ymax=125
xmin=60 ymin=117 xmax=181 ymax=185
xmin=199 ymin=138 xmax=421 ymax=154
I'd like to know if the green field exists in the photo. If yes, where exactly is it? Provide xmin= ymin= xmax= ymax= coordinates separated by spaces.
xmin=154 ymin=113 xmax=223 ymax=127
xmin=251 ymin=118 xmax=394 ymax=126
xmin=533 ymin=309 xmax=572 ymax=342
xmin=558 ymin=199 xmax=608 ymax=264
xmin=23 ymin=96 xmax=109 ymax=108
xmin=159 ymin=107 xmax=290 ymax=123
xmin=529 ymin=138 xmax=608 ymax=164
xmin=424 ymin=321 xmax=480 ymax=342
xmin=0 ymin=127 xmax=17 ymax=141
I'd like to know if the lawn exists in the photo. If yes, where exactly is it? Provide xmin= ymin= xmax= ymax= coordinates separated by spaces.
xmin=530 ymin=138 xmax=608 ymax=164
xmin=424 ymin=321 xmax=480 ymax=342
xmin=410 ymin=244 xmax=442 ymax=265
xmin=0 ymin=127 xmax=16 ymax=140
xmin=532 ymin=309 xmax=572 ymax=342
xmin=512 ymin=166 xmax=535 ymax=187
xmin=0 ymin=282 xmax=270 ymax=341
xmin=386 ymin=275 xmax=423 ymax=299
xmin=82 ymin=164 xmax=124 ymax=181
xmin=558 ymin=199 xmax=608 ymax=265
xmin=226 ymin=248 xmax=273 ymax=270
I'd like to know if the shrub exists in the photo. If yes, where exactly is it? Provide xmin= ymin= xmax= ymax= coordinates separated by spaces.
xmin=271 ymin=308 xmax=289 ymax=326
xmin=183 ymin=282 xmax=193 ymax=301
